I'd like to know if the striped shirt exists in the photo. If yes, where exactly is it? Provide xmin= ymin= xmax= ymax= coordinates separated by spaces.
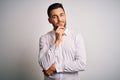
xmin=38 ymin=28 xmax=86 ymax=80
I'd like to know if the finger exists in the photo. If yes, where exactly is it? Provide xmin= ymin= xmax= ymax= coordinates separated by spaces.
xmin=58 ymin=26 xmax=64 ymax=29
xmin=56 ymin=28 xmax=64 ymax=33
xmin=54 ymin=26 xmax=58 ymax=31
xmin=44 ymin=70 xmax=52 ymax=76
xmin=54 ymin=26 xmax=64 ymax=31
xmin=44 ymin=71 xmax=50 ymax=76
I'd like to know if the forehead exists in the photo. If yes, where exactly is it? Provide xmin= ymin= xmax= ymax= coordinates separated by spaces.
xmin=50 ymin=8 xmax=65 ymax=16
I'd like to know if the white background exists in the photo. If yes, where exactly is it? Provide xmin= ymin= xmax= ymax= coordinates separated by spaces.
xmin=0 ymin=0 xmax=120 ymax=80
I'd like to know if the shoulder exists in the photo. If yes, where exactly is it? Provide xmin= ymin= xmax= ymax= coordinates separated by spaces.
xmin=68 ymin=29 xmax=83 ymax=38
xmin=39 ymin=30 xmax=53 ymax=42
xmin=67 ymin=29 xmax=85 ymax=44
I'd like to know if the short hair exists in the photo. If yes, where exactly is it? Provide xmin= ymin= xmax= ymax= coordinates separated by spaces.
xmin=47 ymin=3 xmax=65 ymax=17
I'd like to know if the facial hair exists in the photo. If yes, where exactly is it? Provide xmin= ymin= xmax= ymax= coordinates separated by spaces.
xmin=53 ymin=22 xmax=66 ymax=31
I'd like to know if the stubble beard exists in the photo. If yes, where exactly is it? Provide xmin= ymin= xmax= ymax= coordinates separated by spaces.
xmin=53 ymin=22 xmax=66 ymax=31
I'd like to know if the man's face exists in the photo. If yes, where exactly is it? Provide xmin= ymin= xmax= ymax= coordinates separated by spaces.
xmin=48 ymin=8 xmax=66 ymax=30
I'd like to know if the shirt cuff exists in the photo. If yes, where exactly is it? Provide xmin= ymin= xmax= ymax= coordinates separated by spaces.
xmin=55 ymin=63 xmax=64 ymax=73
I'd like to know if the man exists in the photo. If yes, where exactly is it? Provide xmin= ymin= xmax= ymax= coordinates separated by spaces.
xmin=38 ymin=3 xmax=86 ymax=80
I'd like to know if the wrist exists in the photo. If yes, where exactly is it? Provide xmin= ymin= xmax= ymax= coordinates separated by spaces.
xmin=55 ymin=40 xmax=61 ymax=47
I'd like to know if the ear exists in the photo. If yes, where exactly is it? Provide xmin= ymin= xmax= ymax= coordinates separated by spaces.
xmin=48 ymin=18 xmax=52 ymax=24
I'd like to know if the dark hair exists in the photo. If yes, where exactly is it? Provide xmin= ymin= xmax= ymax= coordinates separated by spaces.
xmin=47 ymin=3 xmax=65 ymax=17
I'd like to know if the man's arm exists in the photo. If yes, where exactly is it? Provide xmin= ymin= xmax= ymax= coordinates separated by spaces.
xmin=38 ymin=35 xmax=59 ymax=71
xmin=40 ymin=27 xmax=65 ymax=76
xmin=43 ymin=64 xmax=56 ymax=76
xmin=55 ymin=34 xmax=87 ymax=73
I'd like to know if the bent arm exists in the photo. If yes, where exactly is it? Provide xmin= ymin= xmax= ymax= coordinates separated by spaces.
xmin=38 ymin=36 xmax=59 ymax=70
xmin=55 ymin=34 xmax=87 ymax=73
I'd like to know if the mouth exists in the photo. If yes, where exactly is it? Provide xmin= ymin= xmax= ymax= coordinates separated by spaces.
xmin=53 ymin=21 xmax=66 ymax=30
xmin=57 ymin=22 xmax=64 ymax=26
xmin=54 ymin=24 xmax=64 ymax=30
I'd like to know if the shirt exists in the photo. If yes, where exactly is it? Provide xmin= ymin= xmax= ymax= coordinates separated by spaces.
xmin=38 ymin=28 xmax=86 ymax=80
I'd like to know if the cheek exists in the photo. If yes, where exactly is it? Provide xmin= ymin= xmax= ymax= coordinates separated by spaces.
xmin=62 ymin=17 xmax=66 ymax=22
xmin=64 ymin=17 xmax=66 ymax=21
xmin=52 ymin=19 xmax=58 ymax=24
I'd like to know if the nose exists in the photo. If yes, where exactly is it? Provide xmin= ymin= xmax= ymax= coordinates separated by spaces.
xmin=58 ymin=16 xmax=62 ymax=22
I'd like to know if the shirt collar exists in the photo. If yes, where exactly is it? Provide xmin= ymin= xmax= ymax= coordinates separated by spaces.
xmin=64 ymin=28 xmax=68 ymax=36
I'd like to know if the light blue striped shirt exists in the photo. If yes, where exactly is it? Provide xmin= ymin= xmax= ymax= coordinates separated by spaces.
xmin=38 ymin=28 xmax=86 ymax=80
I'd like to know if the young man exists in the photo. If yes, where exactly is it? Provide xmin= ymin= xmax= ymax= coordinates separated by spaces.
xmin=38 ymin=3 xmax=86 ymax=80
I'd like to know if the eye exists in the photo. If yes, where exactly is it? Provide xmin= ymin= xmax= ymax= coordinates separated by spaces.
xmin=51 ymin=15 xmax=57 ymax=19
xmin=60 ymin=13 xmax=65 ymax=17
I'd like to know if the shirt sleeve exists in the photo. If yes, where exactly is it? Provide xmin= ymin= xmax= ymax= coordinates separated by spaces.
xmin=38 ymin=36 xmax=60 ymax=70
xmin=55 ymin=34 xmax=87 ymax=73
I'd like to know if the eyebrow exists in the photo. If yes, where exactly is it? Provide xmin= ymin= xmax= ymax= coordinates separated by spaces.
xmin=51 ymin=12 xmax=65 ymax=16
xmin=51 ymin=15 xmax=57 ymax=18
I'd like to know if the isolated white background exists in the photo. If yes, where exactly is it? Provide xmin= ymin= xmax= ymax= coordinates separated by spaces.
xmin=0 ymin=0 xmax=120 ymax=80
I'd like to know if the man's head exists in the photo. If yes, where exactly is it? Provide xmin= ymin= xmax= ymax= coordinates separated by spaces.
xmin=47 ymin=3 xmax=66 ymax=30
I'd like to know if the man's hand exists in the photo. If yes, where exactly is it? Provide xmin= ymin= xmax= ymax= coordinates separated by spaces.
xmin=55 ymin=26 xmax=65 ymax=47
xmin=43 ymin=64 xmax=56 ymax=76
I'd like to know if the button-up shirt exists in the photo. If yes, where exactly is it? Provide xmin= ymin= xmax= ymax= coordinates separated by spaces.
xmin=38 ymin=28 xmax=86 ymax=80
